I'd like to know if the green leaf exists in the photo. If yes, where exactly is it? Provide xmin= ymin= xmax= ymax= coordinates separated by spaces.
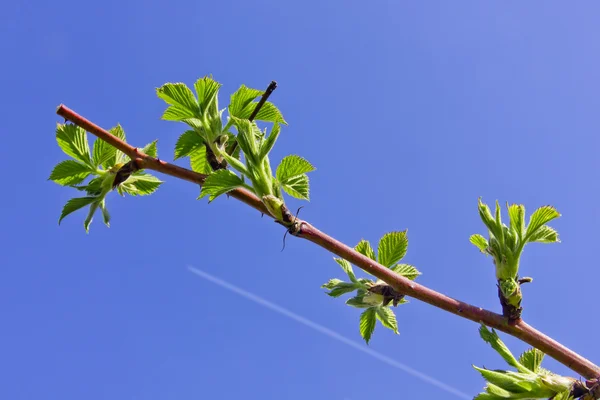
xmin=190 ymin=144 xmax=213 ymax=174
xmin=59 ymin=196 xmax=98 ymax=224
xmin=473 ymin=367 xmax=534 ymax=394
xmin=321 ymin=278 xmax=344 ymax=289
xmin=479 ymin=325 xmax=528 ymax=372
xmin=258 ymin=123 xmax=281 ymax=160
xmin=519 ymin=348 xmax=544 ymax=373
xmin=174 ymin=130 xmax=204 ymax=159
xmin=553 ymin=390 xmax=574 ymax=400
xmin=390 ymin=264 xmax=421 ymax=280
xmin=253 ymin=102 xmax=287 ymax=124
xmin=194 ymin=76 xmax=222 ymax=114
xmin=99 ymin=199 xmax=110 ymax=227
xmin=84 ymin=200 xmax=100 ymax=233
xmin=507 ymin=203 xmax=525 ymax=241
xmin=108 ymin=125 xmax=127 ymax=165
xmin=281 ymin=174 xmax=310 ymax=200
xmin=478 ymin=198 xmax=502 ymax=240
xmin=470 ymin=234 xmax=489 ymax=254
xmin=334 ymin=258 xmax=357 ymax=282
xmin=355 ymin=240 xmax=376 ymax=261
xmin=121 ymin=173 xmax=163 ymax=196
xmin=525 ymin=206 xmax=560 ymax=242
xmin=377 ymin=231 xmax=408 ymax=268
xmin=322 ymin=280 xmax=358 ymax=297
xmin=156 ymin=82 xmax=199 ymax=121
xmin=92 ymin=138 xmax=116 ymax=169
xmin=49 ymin=160 xmax=93 ymax=186
xmin=376 ymin=307 xmax=399 ymax=334
xmin=359 ymin=307 xmax=377 ymax=344
xmin=346 ymin=296 xmax=372 ymax=309
xmin=141 ymin=140 xmax=158 ymax=158
xmin=56 ymin=124 xmax=92 ymax=166
xmin=229 ymin=85 xmax=263 ymax=119
xmin=198 ymin=169 xmax=244 ymax=201
xmin=527 ymin=225 xmax=559 ymax=243
xmin=276 ymin=155 xmax=316 ymax=183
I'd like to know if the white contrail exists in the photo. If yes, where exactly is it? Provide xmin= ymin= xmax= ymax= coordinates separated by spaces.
xmin=187 ymin=266 xmax=471 ymax=399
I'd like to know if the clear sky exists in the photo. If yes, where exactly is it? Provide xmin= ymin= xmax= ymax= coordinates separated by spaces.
xmin=1 ymin=1 xmax=599 ymax=399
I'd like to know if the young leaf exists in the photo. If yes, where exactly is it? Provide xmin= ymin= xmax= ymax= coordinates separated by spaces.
xmin=470 ymin=234 xmax=489 ymax=254
xmin=276 ymin=155 xmax=316 ymax=183
xmin=56 ymin=124 xmax=92 ymax=166
xmin=49 ymin=160 xmax=93 ymax=186
xmin=519 ymin=348 xmax=545 ymax=373
xmin=390 ymin=264 xmax=421 ymax=280
xmin=108 ymin=125 xmax=127 ymax=166
xmin=281 ymin=174 xmax=310 ymax=200
xmin=478 ymin=198 xmax=502 ymax=240
xmin=553 ymin=390 xmax=574 ymax=400
xmin=84 ymin=200 xmax=100 ymax=233
xmin=229 ymin=85 xmax=263 ymax=119
xmin=322 ymin=280 xmax=358 ymax=297
xmin=355 ymin=240 xmax=376 ymax=261
xmin=322 ymin=278 xmax=344 ymax=289
xmin=377 ymin=231 xmax=408 ymax=268
xmin=258 ymin=123 xmax=281 ymax=160
xmin=99 ymin=199 xmax=110 ymax=227
xmin=92 ymin=138 xmax=117 ymax=169
xmin=194 ymin=76 xmax=222 ymax=114
xmin=359 ymin=307 xmax=377 ymax=344
xmin=252 ymin=102 xmax=287 ymax=124
xmin=174 ymin=130 xmax=204 ymax=159
xmin=141 ymin=140 xmax=158 ymax=158
xmin=375 ymin=307 xmax=399 ymax=334
xmin=59 ymin=196 xmax=98 ymax=224
xmin=198 ymin=169 xmax=244 ymax=201
xmin=346 ymin=297 xmax=372 ymax=308
xmin=507 ymin=204 xmax=525 ymax=241
xmin=527 ymin=225 xmax=560 ymax=243
xmin=121 ymin=173 xmax=163 ymax=196
xmin=525 ymin=206 xmax=560 ymax=241
xmin=334 ymin=258 xmax=357 ymax=282
xmin=190 ymin=145 xmax=213 ymax=174
xmin=156 ymin=82 xmax=199 ymax=120
xmin=479 ymin=325 xmax=528 ymax=372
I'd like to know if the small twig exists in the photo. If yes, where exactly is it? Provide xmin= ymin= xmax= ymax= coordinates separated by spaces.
xmin=55 ymin=104 xmax=600 ymax=380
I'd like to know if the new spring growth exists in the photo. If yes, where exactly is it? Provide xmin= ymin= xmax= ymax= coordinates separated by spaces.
xmin=470 ymin=199 xmax=560 ymax=320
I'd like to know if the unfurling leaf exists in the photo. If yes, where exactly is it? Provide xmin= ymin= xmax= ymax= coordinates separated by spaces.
xmin=355 ymin=240 xmax=376 ymax=261
xmin=194 ymin=76 xmax=222 ymax=115
xmin=156 ymin=82 xmax=199 ymax=121
xmin=321 ymin=279 xmax=358 ymax=297
xmin=525 ymin=206 xmax=560 ymax=242
xmin=334 ymin=258 xmax=357 ymax=282
xmin=507 ymin=203 xmax=525 ymax=240
xmin=479 ymin=325 xmax=528 ymax=373
xmin=377 ymin=231 xmax=408 ymax=268
xmin=519 ymin=348 xmax=545 ymax=373
xmin=198 ymin=169 xmax=244 ymax=201
xmin=527 ymin=225 xmax=560 ymax=243
xmin=470 ymin=234 xmax=489 ymax=254
xmin=359 ymin=307 xmax=377 ymax=344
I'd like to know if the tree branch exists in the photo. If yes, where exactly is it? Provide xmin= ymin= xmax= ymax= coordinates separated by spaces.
xmin=55 ymin=104 xmax=600 ymax=380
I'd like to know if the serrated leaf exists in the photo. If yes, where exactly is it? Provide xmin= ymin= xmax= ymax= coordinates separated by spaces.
xmin=229 ymin=85 xmax=263 ymax=118
xmin=359 ymin=307 xmax=377 ymax=344
xmin=479 ymin=325 xmax=528 ymax=372
xmin=109 ymin=125 xmax=127 ymax=166
xmin=281 ymin=174 xmax=310 ymax=200
xmin=375 ymin=307 xmax=399 ymax=334
xmin=56 ymin=124 xmax=92 ymax=166
xmin=470 ymin=234 xmax=489 ymax=253
xmin=334 ymin=258 xmax=357 ymax=282
xmin=59 ymin=196 xmax=98 ymax=224
xmin=194 ymin=76 xmax=222 ymax=115
xmin=355 ymin=240 xmax=376 ymax=261
xmin=473 ymin=367 xmax=534 ymax=394
xmin=252 ymin=102 xmax=287 ymax=124
xmin=99 ymin=199 xmax=110 ymax=227
xmin=478 ymin=198 xmax=502 ymax=240
xmin=84 ymin=200 xmax=100 ymax=233
xmin=527 ymin=225 xmax=560 ymax=243
xmin=121 ymin=173 xmax=163 ymax=196
xmin=507 ymin=204 xmax=525 ymax=241
xmin=141 ymin=140 xmax=158 ymax=158
xmin=190 ymin=144 xmax=213 ymax=174
xmin=92 ymin=137 xmax=117 ymax=169
xmin=258 ymin=123 xmax=281 ymax=160
xmin=174 ymin=130 xmax=204 ymax=160
xmin=346 ymin=296 xmax=372 ymax=309
xmin=276 ymin=155 xmax=315 ymax=183
xmin=49 ymin=160 xmax=93 ymax=186
xmin=377 ymin=231 xmax=408 ymax=268
xmin=198 ymin=169 xmax=244 ymax=201
xmin=156 ymin=82 xmax=199 ymax=121
xmin=390 ymin=264 xmax=421 ymax=280
xmin=526 ymin=206 xmax=560 ymax=242
xmin=518 ymin=349 xmax=544 ymax=373
xmin=323 ymin=281 xmax=358 ymax=297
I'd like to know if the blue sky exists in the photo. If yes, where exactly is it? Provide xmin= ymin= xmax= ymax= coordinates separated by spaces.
xmin=2 ymin=1 xmax=599 ymax=399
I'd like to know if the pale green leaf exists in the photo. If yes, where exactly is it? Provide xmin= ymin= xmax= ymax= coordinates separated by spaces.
xmin=479 ymin=325 xmax=528 ymax=372
xmin=359 ymin=307 xmax=377 ymax=344
xmin=194 ymin=76 xmax=222 ymax=114
xmin=322 ymin=280 xmax=358 ymax=297
xmin=321 ymin=278 xmax=344 ymax=289
xmin=108 ymin=125 xmax=127 ymax=165
xmin=141 ymin=140 xmax=158 ymax=158
xmin=377 ymin=231 xmax=408 ymax=268
xmin=258 ymin=123 xmax=281 ymax=160
xmin=121 ymin=173 xmax=163 ymax=196
xmin=99 ymin=199 xmax=110 ymax=227
xmin=281 ymin=174 xmax=310 ymax=200
xmin=553 ymin=390 xmax=574 ymax=400
xmin=49 ymin=160 xmax=93 ymax=186
xmin=478 ymin=198 xmax=502 ymax=240
xmin=390 ymin=264 xmax=421 ymax=280
xmin=470 ymin=234 xmax=489 ymax=253
xmin=334 ymin=258 xmax=357 ymax=282
xmin=473 ymin=367 xmax=533 ymax=394
xmin=252 ymin=102 xmax=287 ymax=124
xmin=190 ymin=144 xmax=213 ymax=174
xmin=346 ymin=296 xmax=372 ymax=309
xmin=376 ymin=307 xmax=399 ymax=334
xmin=507 ymin=204 xmax=525 ymax=241
xmin=518 ymin=348 xmax=544 ymax=373
xmin=59 ymin=196 xmax=98 ymax=224
xmin=56 ymin=124 xmax=92 ymax=166
xmin=198 ymin=169 xmax=244 ymax=201
xmin=92 ymin=138 xmax=116 ymax=169
xmin=355 ymin=240 xmax=376 ymax=261
xmin=229 ymin=85 xmax=263 ymax=118
xmin=526 ymin=206 xmax=560 ymax=241
xmin=276 ymin=155 xmax=316 ymax=183
xmin=527 ymin=225 xmax=560 ymax=243
xmin=156 ymin=82 xmax=199 ymax=120
xmin=174 ymin=130 xmax=204 ymax=160
xmin=84 ymin=201 xmax=100 ymax=233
